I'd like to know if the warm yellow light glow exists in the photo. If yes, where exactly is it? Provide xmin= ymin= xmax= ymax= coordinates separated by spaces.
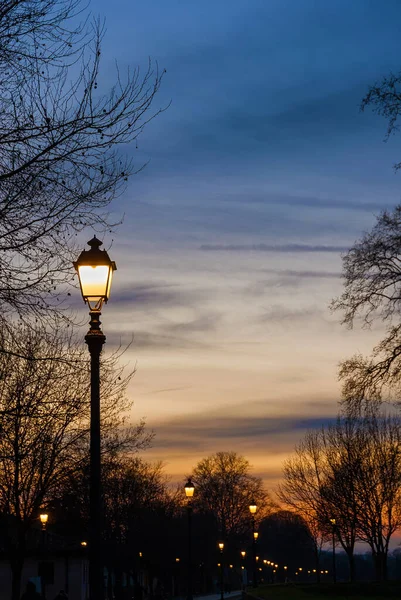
xmin=253 ymin=531 xmax=259 ymax=540
xmin=249 ymin=501 xmax=257 ymax=514
xmin=40 ymin=513 xmax=48 ymax=526
xmin=275 ymin=564 xmax=278 ymax=568
xmin=330 ymin=518 xmax=336 ymax=526
xmin=325 ymin=570 xmax=328 ymax=574
xmin=217 ymin=563 xmax=221 ymax=567
xmin=284 ymin=566 xmax=288 ymax=570
xmin=218 ymin=542 xmax=224 ymax=551
xmin=139 ymin=552 xmax=143 ymax=558
xmin=176 ymin=558 xmax=180 ymax=562
xmin=256 ymin=556 xmax=259 ymax=562
xmin=241 ymin=566 xmax=245 ymax=570
xmin=81 ymin=541 xmax=87 ymax=547
xmin=229 ymin=565 xmax=233 ymax=569
xmin=241 ymin=551 xmax=246 ymax=558
xmin=313 ymin=569 xmax=316 ymax=573
xmin=78 ymin=265 xmax=112 ymax=303
xmin=299 ymin=567 xmax=303 ymax=571
xmin=184 ymin=478 xmax=195 ymax=498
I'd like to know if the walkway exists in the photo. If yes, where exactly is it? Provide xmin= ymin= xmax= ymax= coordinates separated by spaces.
xmin=196 ymin=591 xmax=242 ymax=600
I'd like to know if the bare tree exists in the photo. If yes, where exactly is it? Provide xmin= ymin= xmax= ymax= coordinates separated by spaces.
xmin=352 ymin=414 xmax=401 ymax=581
xmin=361 ymin=71 xmax=401 ymax=170
xmin=190 ymin=451 xmax=272 ymax=543
xmin=278 ymin=432 xmax=330 ymax=581
xmin=0 ymin=0 xmax=164 ymax=321
xmin=331 ymin=67 xmax=401 ymax=413
xmin=0 ymin=320 xmax=149 ymax=600
xmin=332 ymin=206 xmax=401 ymax=412
xmin=279 ymin=414 xmax=401 ymax=582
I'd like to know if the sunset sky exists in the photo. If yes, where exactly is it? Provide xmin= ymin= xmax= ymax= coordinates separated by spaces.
xmin=81 ymin=0 xmax=401 ymax=493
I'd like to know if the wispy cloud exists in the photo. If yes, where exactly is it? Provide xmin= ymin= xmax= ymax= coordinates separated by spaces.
xmin=258 ymin=305 xmax=322 ymax=324
xmin=262 ymin=268 xmax=341 ymax=279
xmin=199 ymin=243 xmax=349 ymax=253
xmin=111 ymin=282 xmax=197 ymax=308
xmin=131 ymin=330 xmax=212 ymax=351
xmin=151 ymin=413 xmax=338 ymax=453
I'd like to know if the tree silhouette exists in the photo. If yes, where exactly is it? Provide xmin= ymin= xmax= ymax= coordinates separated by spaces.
xmin=0 ymin=320 xmax=147 ymax=600
xmin=0 ymin=0 xmax=164 ymax=321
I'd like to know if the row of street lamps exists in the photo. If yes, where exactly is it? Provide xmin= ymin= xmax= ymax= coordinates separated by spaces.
xmin=183 ymin=480 xmax=261 ymax=600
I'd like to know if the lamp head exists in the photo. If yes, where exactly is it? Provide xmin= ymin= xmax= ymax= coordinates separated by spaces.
xmin=40 ymin=513 xmax=48 ymax=529
xmin=249 ymin=500 xmax=257 ymax=515
xmin=184 ymin=478 xmax=195 ymax=498
xmin=74 ymin=236 xmax=116 ymax=311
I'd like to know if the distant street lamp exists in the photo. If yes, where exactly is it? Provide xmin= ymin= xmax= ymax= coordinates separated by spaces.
xmin=39 ymin=513 xmax=49 ymax=599
xmin=249 ymin=500 xmax=258 ymax=588
xmin=40 ymin=513 xmax=48 ymax=531
xmin=184 ymin=478 xmax=195 ymax=600
xmin=218 ymin=542 xmax=224 ymax=600
xmin=330 ymin=518 xmax=337 ymax=584
xmin=74 ymin=236 xmax=116 ymax=600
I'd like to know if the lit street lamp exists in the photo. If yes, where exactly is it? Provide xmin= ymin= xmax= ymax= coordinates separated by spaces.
xmin=39 ymin=513 xmax=49 ymax=599
xmin=330 ymin=518 xmax=337 ymax=584
xmin=74 ymin=236 xmax=116 ymax=600
xmin=184 ymin=478 xmax=195 ymax=600
xmin=249 ymin=500 xmax=258 ymax=588
xmin=40 ymin=513 xmax=48 ymax=531
xmin=218 ymin=542 xmax=224 ymax=600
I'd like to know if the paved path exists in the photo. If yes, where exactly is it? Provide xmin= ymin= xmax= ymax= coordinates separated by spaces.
xmin=196 ymin=591 xmax=242 ymax=600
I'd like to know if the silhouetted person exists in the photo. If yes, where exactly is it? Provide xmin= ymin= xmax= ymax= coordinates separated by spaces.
xmin=21 ymin=581 xmax=41 ymax=600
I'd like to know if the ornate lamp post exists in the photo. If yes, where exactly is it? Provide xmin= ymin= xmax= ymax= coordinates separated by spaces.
xmin=218 ymin=542 xmax=224 ymax=600
xmin=74 ymin=236 xmax=116 ymax=600
xmin=249 ymin=500 xmax=258 ymax=588
xmin=330 ymin=518 xmax=337 ymax=584
xmin=240 ymin=551 xmax=246 ymax=591
xmin=184 ymin=478 xmax=195 ymax=600
xmin=39 ymin=513 xmax=49 ymax=599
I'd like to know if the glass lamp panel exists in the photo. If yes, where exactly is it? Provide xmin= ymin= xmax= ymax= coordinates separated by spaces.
xmin=78 ymin=265 xmax=110 ymax=300
xmin=106 ymin=268 xmax=114 ymax=300
xmin=249 ymin=503 xmax=257 ymax=514
xmin=185 ymin=484 xmax=195 ymax=498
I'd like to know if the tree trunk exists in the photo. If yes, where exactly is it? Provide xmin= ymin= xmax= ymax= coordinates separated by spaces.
xmin=314 ymin=546 xmax=321 ymax=583
xmin=373 ymin=551 xmax=388 ymax=581
xmin=346 ymin=550 xmax=355 ymax=582
xmin=11 ymin=553 xmax=24 ymax=600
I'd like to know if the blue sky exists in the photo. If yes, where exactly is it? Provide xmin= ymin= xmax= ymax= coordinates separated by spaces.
xmin=83 ymin=0 xmax=401 ymax=489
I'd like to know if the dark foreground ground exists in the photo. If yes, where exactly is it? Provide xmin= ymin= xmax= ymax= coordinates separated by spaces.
xmin=246 ymin=582 xmax=401 ymax=600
